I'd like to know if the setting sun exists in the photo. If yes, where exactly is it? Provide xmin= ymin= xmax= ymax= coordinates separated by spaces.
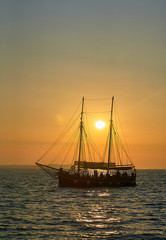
xmin=95 ymin=120 xmax=105 ymax=129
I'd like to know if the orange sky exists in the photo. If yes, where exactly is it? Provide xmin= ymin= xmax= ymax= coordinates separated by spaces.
xmin=0 ymin=1 xmax=166 ymax=168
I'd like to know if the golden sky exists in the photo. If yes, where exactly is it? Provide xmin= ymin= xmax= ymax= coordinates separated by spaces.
xmin=0 ymin=1 xmax=166 ymax=168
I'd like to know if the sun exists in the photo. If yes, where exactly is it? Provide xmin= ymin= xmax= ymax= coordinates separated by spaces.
xmin=95 ymin=120 xmax=105 ymax=129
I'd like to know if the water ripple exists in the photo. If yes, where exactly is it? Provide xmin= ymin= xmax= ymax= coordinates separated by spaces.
xmin=0 ymin=169 xmax=165 ymax=239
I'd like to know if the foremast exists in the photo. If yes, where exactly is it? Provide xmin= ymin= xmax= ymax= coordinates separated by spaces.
xmin=78 ymin=96 xmax=84 ymax=173
xmin=107 ymin=96 xmax=114 ymax=173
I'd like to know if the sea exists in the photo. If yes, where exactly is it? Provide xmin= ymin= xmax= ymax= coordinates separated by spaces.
xmin=0 ymin=168 xmax=165 ymax=240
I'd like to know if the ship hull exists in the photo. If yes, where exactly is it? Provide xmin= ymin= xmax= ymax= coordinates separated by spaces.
xmin=58 ymin=172 xmax=136 ymax=188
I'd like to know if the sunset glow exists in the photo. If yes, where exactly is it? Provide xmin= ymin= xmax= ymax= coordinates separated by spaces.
xmin=95 ymin=121 xmax=105 ymax=129
xmin=0 ymin=1 xmax=166 ymax=169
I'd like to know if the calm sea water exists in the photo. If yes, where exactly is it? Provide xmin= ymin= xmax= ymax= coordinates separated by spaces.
xmin=0 ymin=169 xmax=165 ymax=239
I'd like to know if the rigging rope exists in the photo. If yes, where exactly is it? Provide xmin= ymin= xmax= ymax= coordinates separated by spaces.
xmin=36 ymin=97 xmax=134 ymax=169
xmin=49 ymin=125 xmax=80 ymax=165
xmin=113 ymin=126 xmax=123 ymax=165
xmin=102 ymin=133 xmax=109 ymax=162
xmin=85 ymin=98 xmax=113 ymax=101
xmin=83 ymin=125 xmax=102 ymax=161
xmin=114 ymin=101 xmax=133 ymax=164
xmin=83 ymin=127 xmax=94 ymax=163
xmin=85 ymin=111 xmax=110 ymax=114
xmin=36 ymin=102 xmax=81 ymax=163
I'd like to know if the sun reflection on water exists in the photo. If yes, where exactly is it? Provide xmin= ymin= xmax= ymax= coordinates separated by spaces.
xmin=76 ymin=204 xmax=121 ymax=231
xmin=74 ymin=189 xmax=124 ymax=238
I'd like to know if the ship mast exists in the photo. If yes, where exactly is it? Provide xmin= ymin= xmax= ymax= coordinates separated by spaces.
xmin=78 ymin=96 xmax=84 ymax=173
xmin=107 ymin=96 xmax=114 ymax=173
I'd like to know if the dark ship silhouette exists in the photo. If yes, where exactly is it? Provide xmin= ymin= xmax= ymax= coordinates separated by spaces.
xmin=36 ymin=97 xmax=136 ymax=187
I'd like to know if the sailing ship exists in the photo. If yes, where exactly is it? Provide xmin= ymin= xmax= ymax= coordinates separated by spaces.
xmin=36 ymin=97 xmax=136 ymax=187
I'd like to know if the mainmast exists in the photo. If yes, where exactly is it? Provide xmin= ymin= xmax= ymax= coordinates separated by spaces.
xmin=78 ymin=96 xmax=84 ymax=173
xmin=107 ymin=96 xmax=114 ymax=173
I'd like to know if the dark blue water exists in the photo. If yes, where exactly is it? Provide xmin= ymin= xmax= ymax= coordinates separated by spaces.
xmin=0 ymin=169 xmax=165 ymax=239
